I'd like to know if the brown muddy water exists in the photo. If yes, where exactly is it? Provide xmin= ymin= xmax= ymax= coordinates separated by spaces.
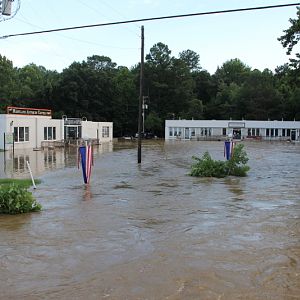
xmin=0 ymin=140 xmax=299 ymax=299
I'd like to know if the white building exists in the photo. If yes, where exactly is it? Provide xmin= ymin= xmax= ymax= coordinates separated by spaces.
xmin=165 ymin=119 xmax=300 ymax=141
xmin=0 ymin=107 xmax=113 ymax=150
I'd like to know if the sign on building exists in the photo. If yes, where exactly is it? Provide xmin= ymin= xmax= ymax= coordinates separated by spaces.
xmin=6 ymin=106 xmax=52 ymax=117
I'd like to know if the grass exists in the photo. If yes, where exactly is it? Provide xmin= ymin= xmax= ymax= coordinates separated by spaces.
xmin=0 ymin=178 xmax=41 ymax=188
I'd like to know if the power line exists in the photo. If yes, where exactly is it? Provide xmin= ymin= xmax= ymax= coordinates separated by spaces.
xmin=1 ymin=3 xmax=299 ymax=39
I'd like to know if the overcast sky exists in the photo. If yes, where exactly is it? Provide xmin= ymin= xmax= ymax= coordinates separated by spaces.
xmin=0 ymin=0 xmax=298 ymax=74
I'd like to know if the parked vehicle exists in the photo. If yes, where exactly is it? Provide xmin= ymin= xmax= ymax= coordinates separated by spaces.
xmin=135 ymin=132 xmax=157 ymax=139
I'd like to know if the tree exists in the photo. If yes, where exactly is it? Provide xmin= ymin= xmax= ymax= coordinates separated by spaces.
xmin=182 ymin=98 xmax=204 ymax=120
xmin=206 ymin=82 xmax=240 ymax=119
xmin=179 ymin=49 xmax=201 ymax=72
xmin=278 ymin=7 xmax=300 ymax=69
xmin=16 ymin=64 xmax=50 ymax=107
xmin=0 ymin=55 xmax=18 ymax=111
xmin=86 ymin=55 xmax=117 ymax=71
xmin=144 ymin=112 xmax=163 ymax=135
xmin=235 ymin=69 xmax=283 ymax=120
xmin=214 ymin=58 xmax=251 ymax=86
xmin=146 ymin=42 xmax=172 ymax=69
xmin=112 ymin=66 xmax=138 ymax=136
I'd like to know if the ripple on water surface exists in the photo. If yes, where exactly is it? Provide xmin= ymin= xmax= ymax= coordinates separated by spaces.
xmin=0 ymin=140 xmax=299 ymax=299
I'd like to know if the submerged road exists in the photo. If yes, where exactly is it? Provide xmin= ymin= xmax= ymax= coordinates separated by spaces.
xmin=0 ymin=140 xmax=299 ymax=299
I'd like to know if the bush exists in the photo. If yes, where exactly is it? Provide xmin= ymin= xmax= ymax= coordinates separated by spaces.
xmin=190 ymin=152 xmax=228 ymax=178
xmin=0 ymin=184 xmax=42 ymax=214
xmin=190 ymin=144 xmax=250 ymax=178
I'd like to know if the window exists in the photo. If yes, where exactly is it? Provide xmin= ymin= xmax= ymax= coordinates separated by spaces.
xmin=266 ymin=129 xmax=270 ymax=136
xmin=247 ymin=128 xmax=259 ymax=136
xmin=287 ymin=129 xmax=291 ymax=136
xmin=169 ymin=128 xmax=173 ymax=136
xmin=102 ymin=126 xmax=109 ymax=138
xmin=275 ymin=129 xmax=278 ymax=137
xmin=191 ymin=128 xmax=195 ymax=136
xmin=222 ymin=128 xmax=227 ymax=136
xmin=282 ymin=129 xmax=286 ymax=137
xmin=44 ymin=127 xmax=56 ymax=140
xmin=25 ymin=127 xmax=29 ymax=141
xmin=14 ymin=127 xmax=29 ymax=142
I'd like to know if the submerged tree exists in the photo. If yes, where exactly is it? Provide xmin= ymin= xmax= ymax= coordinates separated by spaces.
xmin=190 ymin=144 xmax=250 ymax=178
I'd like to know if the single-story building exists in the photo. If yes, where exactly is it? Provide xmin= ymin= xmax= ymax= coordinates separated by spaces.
xmin=0 ymin=106 xmax=113 ymax=150
xmin=165 ymin=119 xmax=300 ymax=141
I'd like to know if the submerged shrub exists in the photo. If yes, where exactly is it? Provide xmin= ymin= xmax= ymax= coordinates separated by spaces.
xmin=0 ymin=184 xmax=42 ymax=214
xmin=190 ymin=152 xmax=227 ymax=178
xmin=190 ymin=144 xmax=250 ymax=178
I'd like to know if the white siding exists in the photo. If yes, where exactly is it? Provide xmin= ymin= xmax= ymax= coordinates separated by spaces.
xmin=165 ymin=120 xmax=300 ymax=141
xmin=0 ymin=114 xmax=113 ymax=150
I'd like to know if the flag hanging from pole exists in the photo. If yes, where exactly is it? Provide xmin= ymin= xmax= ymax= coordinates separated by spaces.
xmin=78 ymin=143 xmax=93 ymax=184
xmin=224 ymin=140 xmax=235 ymax=160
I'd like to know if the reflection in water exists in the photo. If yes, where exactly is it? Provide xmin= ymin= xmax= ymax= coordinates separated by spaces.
xmin=0 ymin=142 xmax=113 ymax=178
xmin=83 ymin=184 xmax=92 ymax=201
xmin=0 ymin=140 xmax=299 ymax=299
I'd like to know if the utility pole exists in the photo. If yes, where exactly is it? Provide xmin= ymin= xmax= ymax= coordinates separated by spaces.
xmin=137 ymin=25 xmax=144 ymax=164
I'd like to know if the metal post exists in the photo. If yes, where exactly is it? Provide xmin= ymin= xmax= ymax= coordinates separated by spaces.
xmin=26 ymin=161 xmax=36 ymax=189
xmin=138 ymin=25 xmax=144 ymax=164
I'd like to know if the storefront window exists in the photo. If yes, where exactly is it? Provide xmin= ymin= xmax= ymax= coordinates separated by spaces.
xmin=14 ymin=127 xmax=29 ymax=142
xmin=102 ymin=126 xmax=109 ymax=138
xmin=44 ymin=127 xmax=56 ymax=140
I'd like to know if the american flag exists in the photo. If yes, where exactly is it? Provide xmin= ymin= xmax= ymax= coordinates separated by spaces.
xmin=78 ymin=143 xmax=93 ymax=184
xmin=224 ymin=140 xmax=235 ymax=160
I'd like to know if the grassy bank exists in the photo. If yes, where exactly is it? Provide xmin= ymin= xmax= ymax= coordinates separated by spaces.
xmin=0 ymin=178 xmax=41 ymax=188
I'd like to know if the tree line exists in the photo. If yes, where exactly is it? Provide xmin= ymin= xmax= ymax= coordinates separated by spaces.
xmin=0 ymin=8 xmax=299 ymax=137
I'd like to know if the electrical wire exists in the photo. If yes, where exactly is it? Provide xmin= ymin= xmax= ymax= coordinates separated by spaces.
xmin=1 ymin=3 xmax=299 ymax=39
xmin=76 ymin=0 xmax=140 ymax=37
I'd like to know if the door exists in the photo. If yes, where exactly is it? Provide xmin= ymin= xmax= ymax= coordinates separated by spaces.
xmin=291 ymin=130 xmax=296 ymax=141
xmin=184 ymin=128 xmax=190 ymax=139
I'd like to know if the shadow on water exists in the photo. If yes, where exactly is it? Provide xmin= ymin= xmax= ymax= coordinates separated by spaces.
xmin=0 ymin=140 xmax=300 ymax=299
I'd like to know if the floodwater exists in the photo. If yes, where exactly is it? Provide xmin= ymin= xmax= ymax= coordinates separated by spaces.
xmin=0 ymin=140 xmax=299 ymax=299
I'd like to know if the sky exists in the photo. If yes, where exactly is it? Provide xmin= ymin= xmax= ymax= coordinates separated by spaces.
xmin=0 ymin=0 xmax=299 ymax=74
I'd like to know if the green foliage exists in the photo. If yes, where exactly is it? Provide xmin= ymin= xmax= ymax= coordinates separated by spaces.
xmin=278 ymin=7 xmax=300 ymax=69
xmin=278 ymin=7 xmax=300 ymax=55
xmin=190 ymin=152 xmax=228 ymax=178
xmin=225 ymin=144 xmax=250 ymax=177
xmin=0 ymin=184 xmax=42 ymax=214
xmin=190 ymin=144 xmax=250 ymax=178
